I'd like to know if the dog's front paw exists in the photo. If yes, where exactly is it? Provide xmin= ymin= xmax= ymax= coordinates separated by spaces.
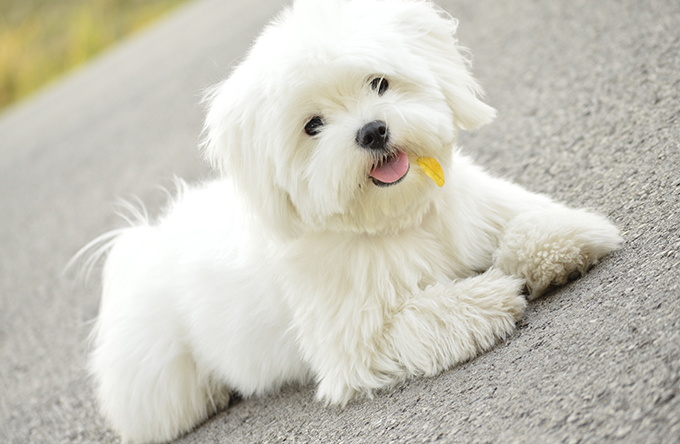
xmin=493 ymin=208 xmax=622 ymax=300
xmin=465 ymin=267 xmax=527 ymax=323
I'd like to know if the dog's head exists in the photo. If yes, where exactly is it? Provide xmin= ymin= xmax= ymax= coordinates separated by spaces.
xmin=203 ymin=0 xmax=494 ymax=239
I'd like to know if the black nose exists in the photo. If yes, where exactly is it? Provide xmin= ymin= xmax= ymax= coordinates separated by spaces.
xmin=356 ymin=120 xmax=389 ymax=151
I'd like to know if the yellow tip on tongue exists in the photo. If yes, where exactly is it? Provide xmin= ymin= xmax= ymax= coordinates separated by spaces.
xmin=417 ymin=157 xmax=445 ymax=187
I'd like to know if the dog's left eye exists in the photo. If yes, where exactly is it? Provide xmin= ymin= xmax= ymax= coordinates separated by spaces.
xmin=304 ymin=116 xmax=324 ymax=136
xmin=370 ymin=77 xmax=389 ymax=96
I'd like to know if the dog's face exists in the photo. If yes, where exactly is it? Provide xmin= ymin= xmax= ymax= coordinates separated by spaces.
xmin=204 ymin=0 xmax=495 ymax=238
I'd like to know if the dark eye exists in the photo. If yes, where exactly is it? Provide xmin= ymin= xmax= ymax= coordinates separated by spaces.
xmin=304 ymin=116 xmax=324 ymax=136
xmin=370 ymin=77 xmax=389 ymax=95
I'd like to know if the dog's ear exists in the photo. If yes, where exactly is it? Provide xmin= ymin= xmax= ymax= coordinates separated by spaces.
xmin=401 ymin=1 xmax=496 ymax=131
xmin=202 ymin=64 xmax=304 ymax=240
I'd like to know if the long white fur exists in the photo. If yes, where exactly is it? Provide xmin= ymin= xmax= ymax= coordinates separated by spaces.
xmin=88 ymin=0 xmax=622 ymax=442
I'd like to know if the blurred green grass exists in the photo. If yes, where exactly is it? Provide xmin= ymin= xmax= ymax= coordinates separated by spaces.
xmin=0 ymin=0 xmax=190 ymax=111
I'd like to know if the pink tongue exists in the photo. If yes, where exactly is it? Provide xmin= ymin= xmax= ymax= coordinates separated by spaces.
xmin=369 ymin=151 xmax=410 ymax=184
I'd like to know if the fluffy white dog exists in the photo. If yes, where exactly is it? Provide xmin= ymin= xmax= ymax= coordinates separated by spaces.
xmin=88 ymin=0 xmax=622 ymax=442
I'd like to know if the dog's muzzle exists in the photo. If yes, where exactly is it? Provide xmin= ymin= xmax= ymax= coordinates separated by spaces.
xmin=357 ymin=120 xmax=410 ymax=187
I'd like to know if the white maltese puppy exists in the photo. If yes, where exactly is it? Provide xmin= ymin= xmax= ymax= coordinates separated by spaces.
xmin=88 ymin=0 xmax=622 ymax=442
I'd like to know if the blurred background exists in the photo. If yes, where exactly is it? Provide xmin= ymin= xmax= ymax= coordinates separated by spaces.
xmin=0 ymin=0 xmax=192 ymax=112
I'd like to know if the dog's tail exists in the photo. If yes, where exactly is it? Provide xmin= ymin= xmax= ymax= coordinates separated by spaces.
xmin=64 ymin=197 xmax=150 ymax=283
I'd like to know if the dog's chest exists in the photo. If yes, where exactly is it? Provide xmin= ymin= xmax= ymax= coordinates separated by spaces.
xmin=282 ymin=229 xmax=459 ymax=303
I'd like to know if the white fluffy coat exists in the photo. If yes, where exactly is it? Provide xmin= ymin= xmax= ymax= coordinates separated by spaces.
xmin=88 ymin=0 xmax=622 ymax=442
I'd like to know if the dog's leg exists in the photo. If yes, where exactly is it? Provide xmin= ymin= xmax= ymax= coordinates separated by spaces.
xmin=90 ymin=226 xmax=214 ymax=443
xmin=452 ymin=161 xmax=622 ymax=299
xmin=311 ymin=268 xmax=526 ymax=404
xmin=379 ymin=268 xmax=526 ymax=376
xmin=493 ymin=207 xmax=622 ymax=299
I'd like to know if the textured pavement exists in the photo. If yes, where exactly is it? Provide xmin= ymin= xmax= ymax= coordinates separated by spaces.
xmin=1 ymin=0 xmax=679 ymax=443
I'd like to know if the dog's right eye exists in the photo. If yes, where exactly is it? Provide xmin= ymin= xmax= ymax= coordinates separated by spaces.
xmin=304 ymin=116 xmax=324 ymax=136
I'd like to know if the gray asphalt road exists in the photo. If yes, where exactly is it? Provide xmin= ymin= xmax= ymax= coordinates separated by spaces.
xmin=1 ymin=0 xmax=678 ymax=443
